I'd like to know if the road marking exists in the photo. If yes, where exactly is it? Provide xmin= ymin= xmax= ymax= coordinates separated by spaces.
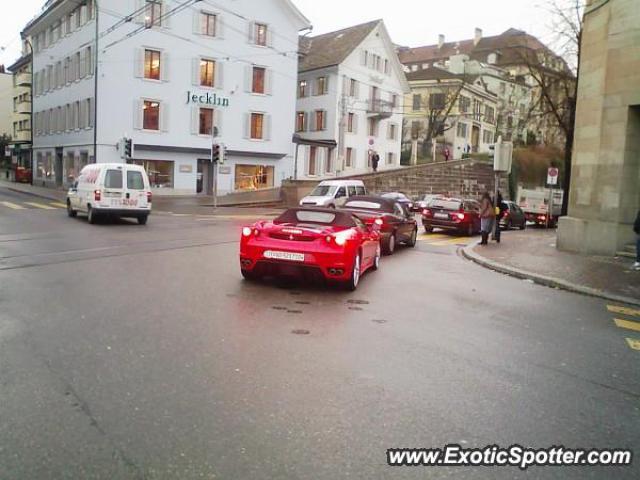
xmin=50 ymin=202 xmax=67 ymax=208
xmin=0 ymin=201 xmax=26 ymax=210
xmin=430 ymin=237 xmax=472 ymax=246
xmin=614 ymin=318 xmax=640 ymax=333
xmin=24 ymin=202 xmax=57 ymax=210
xmin=417 ymin=234 xmax=449 ymax=241
xmin=608 ymin=305 xmax=640 ymax=318
xmin=626 ymin=338 xmax=640 ymax=351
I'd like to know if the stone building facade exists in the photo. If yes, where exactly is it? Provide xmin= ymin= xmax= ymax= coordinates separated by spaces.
xmin=558 ymin=0 xmax=640 ymax=255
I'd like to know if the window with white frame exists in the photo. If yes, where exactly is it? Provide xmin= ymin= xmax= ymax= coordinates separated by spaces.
xmin=252 ymin=66 xmax=266 ymax=94
xmin=316 ymin=76 xmax=328 ymax=96
xmin=199 ymin=107 xmax=214 ymax=135
xmin=143 ymin=100 xmax=160 ymax=130
xmin=254 ymin=23 xmax=268 ymax=46
xmin=200 ymin=12 xmax=217 ymax=36
xmin=349 ymin=78 xmax=358 ymax=97
xmin=298 ymin=80 xmax=308 ymax=98
xmin=482 ymin=129 xmax=494 ymax=144
xmin=144 ymin=49 xmax=161 ymax=80
xmin=250 ymin=112 xmax=265 ymax=139
xmin=388 ymin=123 xmax=397 ymax=140
xmin=345 ymin=147 xmax=354 ymax=168
xmin=200 ymin=58 xmax=215 ymax=87
xmin=386 ymin=152 xmax=395 ymax=165
xmin=295 ymin=111 xmax=306 ymax=132
xmin=457 ymin=122 xmax=468 ymax=138
xmin=314 ymin=110 xmax=326 ymax=131
xmin=145 ymin=0 xmax=163 ymax=27
xmin=347 ymin=113 xmax=357 ymax=134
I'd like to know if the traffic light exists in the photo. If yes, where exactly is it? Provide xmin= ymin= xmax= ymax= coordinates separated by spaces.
xmin=212 ymin=143 xmax=221 ymax=163
xmin=124 ymin=138 xmax=133 ymax=159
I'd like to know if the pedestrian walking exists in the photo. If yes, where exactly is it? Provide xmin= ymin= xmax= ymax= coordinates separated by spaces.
xmin=493 ymin=191 xmax=507 ymax=243
xmin=633 ymin=209 xmax=640 ymax=270
xmin=444 ymin=147 xmax=450 ymax=162
xmin=371 ymin=152 xmax=379 ymax=173
xmin=479 ymin=191 xmax=494 ymax=246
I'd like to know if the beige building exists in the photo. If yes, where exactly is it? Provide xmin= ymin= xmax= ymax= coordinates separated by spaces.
xmin=7 ymin=50 xmax=33 ymax=171
xmin=0 ymin=68 xmax=13 ymax=138
xmin=558 ymin=0 xmax=640 ymax=255
xmin=403 ymin=64 xmax=498 ymax=162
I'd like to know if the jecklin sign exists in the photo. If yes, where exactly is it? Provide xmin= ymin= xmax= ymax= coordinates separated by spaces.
xmin=186 ymin=91 xmax=230 ymax=107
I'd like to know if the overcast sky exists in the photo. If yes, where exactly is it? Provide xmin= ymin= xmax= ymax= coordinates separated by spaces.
xmin=1 ymin=0 xmax=560 ymax=68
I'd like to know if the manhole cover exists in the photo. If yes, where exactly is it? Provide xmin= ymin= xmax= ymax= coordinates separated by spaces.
xmin=347 ymin=300 xmax=369 ymax=305
xmin=291 ymin=329 xmax=310 ymax=335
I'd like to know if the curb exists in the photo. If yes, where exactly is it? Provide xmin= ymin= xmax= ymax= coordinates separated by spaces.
xmin=461 ymin=245 xmax=640 ymax=308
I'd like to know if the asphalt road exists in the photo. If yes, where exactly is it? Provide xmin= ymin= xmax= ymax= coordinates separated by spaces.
xmin=1 ymin=186 xmax=638 ymax=480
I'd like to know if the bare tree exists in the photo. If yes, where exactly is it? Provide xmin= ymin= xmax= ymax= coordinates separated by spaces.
xmin=519 ymin=0 xmax=583 ymax=215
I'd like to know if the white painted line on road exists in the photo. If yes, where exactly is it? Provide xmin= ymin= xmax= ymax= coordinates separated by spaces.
xmin=1 ymin=201 xmax=26 ymax=210
xmin=24 ymin=202 xmax=57 ymax=210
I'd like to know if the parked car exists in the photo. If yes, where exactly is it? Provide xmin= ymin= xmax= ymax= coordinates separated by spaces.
xmin=414 ymin=194 xmax=444 ymax=212
xmin=340 ymin=195 xmax=418 ymax=255
xmin=299 ymin=180 xmax=366 ymax=208
xmin=421 ymin=197 xmax=481 ymax=236
xmin=67 ymin=163 xmax=152 ymax=225
xmin=500 ymin=201 xmax=527 ymax=230
xmin=239 ymin=207 xmax=381 ymax=291
xmin=380 ymin=192 xmax=414 ymax=212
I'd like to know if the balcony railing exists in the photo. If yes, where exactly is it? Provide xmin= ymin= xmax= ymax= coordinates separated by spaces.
xmin=14 ymin=130 xmax=32 ymax=143
xmin=15 ymin=101 xmax=31 ymax=115
xmin=15 ymin=72 xmax=31 ymax=87
xmin=367 ymin=98 xmax=394 ymax=119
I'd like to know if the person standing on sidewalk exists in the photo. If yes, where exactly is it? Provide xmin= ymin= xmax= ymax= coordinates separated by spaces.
xmin=479 ymin=192 xmax=494 ymax=246
xmin=633 ymin=209 xmax=640 ymax=270
xmin=494 ymin=191 xmax=507 ymax=243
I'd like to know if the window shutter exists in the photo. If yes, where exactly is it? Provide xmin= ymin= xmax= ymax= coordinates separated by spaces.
xmin=342 ymin=76 xmax=349 ymax=95
xmin=361 ymin=50 xmax=367 ymax=66
xmin=247 ymin=21 xmax=255 ymax=44
xmin=193 ymin=10 xmax=201 ymax=34
xmin=353 ymin=114 xmax=358 ymax=134
xmin=80 ymin=5 xmax=87 ymax=24
xmin=87 ymin=48 xmax=94 ymax=76
xmin=163 ymin=3 xmax=171 ymax=29
xmin=217 ymin=17 xmax=225 ymax=38
xmin=387 ymin=123 xmax=391 ymax=140
xmin=264 ymin=115 xmax=272 ymax=141
xmin=243 ymin=113 xmax=250 ymax=138
xmin=265 ymin=69 xmax=273 ymax=95
xmin=266 ymin=27 xmax=274 ymax=48
xmin=133 ymin=100 xmax=143 ymax=129
xmin=134 ymin=48 xmax=144 ymax=78
xmin=160 ymin=103 xmax=169 ymax=132
xmin=191 ymin=106 xmax=199 ymax=135
xmin=324 ymin=76 xmax=329 ymax=95
xmin=310 ymin=112 xmax=316 ymax=132
xmin=79 ymin=50 xmax=86 ymax=78
xmin=214 ymin=109 xmax=223 ymax=136
xmin=244 ymin=65 xmax=252 ymax=92
xmin=355 ymin=80 xmax=360 ymax=98
xmin=303 ymin=112 xmax=309 ymax=132
xmin=161 ymin=52 xmax=170 ymax=82
xmin=322 ymin=111 xmax=327 ymax=130
xmin=192 ymin=57 xmax=200 ymax=86
xmin=89 ymin=98 xmax=95 ymax=128
xmin=214 ymin=61 xmax=223 ymax=89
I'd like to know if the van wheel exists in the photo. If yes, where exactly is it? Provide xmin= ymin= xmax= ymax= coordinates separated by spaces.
xmin=138 ymin=215 xmax=148 ymax=225
xmin=87 ymin=205 xmax=97 ymax=224
xmin=67 ymin=201 xmax=77 ymax=218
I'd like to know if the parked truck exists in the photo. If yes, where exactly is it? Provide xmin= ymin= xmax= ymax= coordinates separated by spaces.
xmin=516 ymin=187 xmax=564 ymax=228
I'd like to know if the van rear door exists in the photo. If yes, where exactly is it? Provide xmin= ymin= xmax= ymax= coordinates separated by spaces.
xmin=125 ymin=168 xmax=148 ymax=209
xmin=103 ymin=167 xmax=124 ymax=207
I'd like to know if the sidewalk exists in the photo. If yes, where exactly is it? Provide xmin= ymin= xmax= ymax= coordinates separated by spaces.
xmin=462 ymin=229 xmax=640 ymax=307
xmin=0 ymin=179 xmax=66 ymax=202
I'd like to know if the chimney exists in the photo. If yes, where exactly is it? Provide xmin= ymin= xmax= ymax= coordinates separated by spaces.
xmin=474 ymin=28 xmax=483 ymax=46
xmin=438 ymin=34 xmax=445 ymax=49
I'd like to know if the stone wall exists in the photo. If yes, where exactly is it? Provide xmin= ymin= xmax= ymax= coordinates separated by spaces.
xmin=281 ymin=158 xmax=508 ymax=206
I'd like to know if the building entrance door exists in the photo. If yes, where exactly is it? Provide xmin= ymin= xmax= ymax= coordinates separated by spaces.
xmin=197 ymin=159 xmax=213 ymax=195
xmin=55 ymin=148 xmax=63 ymax=187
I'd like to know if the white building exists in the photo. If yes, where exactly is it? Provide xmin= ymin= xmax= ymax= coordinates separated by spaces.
xmin=295 ymin=20 xmax=409 ymax=180
xmin=25 ymin=0 xmax=310 ymax=195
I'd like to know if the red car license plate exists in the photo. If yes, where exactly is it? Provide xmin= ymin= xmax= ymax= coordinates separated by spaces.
xmin=264 ymin=251 xmax=305 ymax=262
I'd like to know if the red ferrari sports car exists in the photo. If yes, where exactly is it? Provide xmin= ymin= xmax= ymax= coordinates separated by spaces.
xmin=239 ymin=208 xmax=381 ymax=290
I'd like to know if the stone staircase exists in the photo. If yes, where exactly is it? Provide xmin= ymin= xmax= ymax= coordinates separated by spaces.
xmin=616 ymin=243 xmax=636 ymax=259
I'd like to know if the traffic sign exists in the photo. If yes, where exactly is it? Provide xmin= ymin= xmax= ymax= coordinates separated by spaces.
xmin=547 ymin=167 xmax=559 ymax=186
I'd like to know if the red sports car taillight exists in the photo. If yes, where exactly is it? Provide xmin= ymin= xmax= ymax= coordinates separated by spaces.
xmin=374 ymin=218 xmax=384 ymax=226
xmin=454 ymin=212 xmax=465 ymax=221
xmin=242 ymin=227 xmax=253 ymax=237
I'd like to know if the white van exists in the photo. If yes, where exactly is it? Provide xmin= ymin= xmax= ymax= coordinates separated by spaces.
xmin=299 ymin=180 xmax=367 ymax=208
xmin=66 ymin=163 xmax=152 ymax=225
